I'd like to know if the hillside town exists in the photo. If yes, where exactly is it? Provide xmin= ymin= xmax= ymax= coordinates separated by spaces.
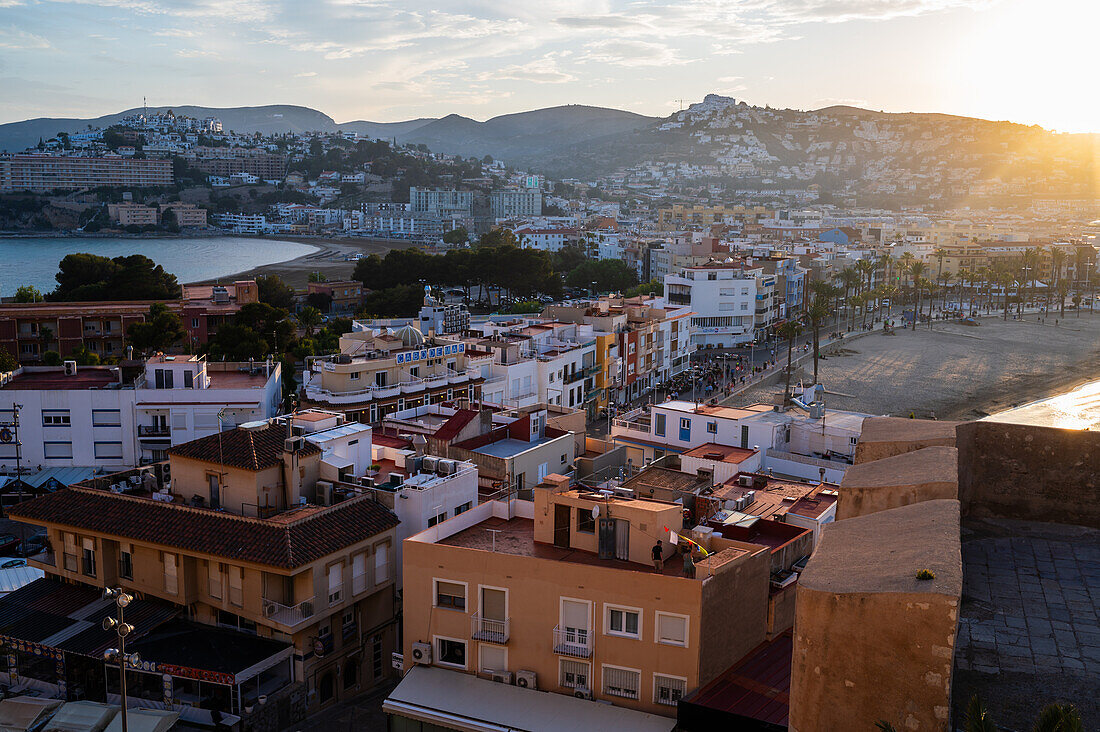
xmin=0 ymin=90 xmax=1095 ymax=732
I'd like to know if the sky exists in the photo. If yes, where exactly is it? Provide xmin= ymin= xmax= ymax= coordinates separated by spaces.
xmin=1 ymin=0 xmax=1098 ymax=132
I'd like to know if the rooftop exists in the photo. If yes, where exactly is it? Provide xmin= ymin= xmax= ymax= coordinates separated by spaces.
xmin=711 ymin=476 xmax=839 ymax=521
xmin=9 ymin=486 xmax=397 ymax=569
xmin=682 ymin=631 xmax=791 ymax=728
xmin=683 ymin=443 xmax=759 ymax=464
xmin=0 ymin=368 xmax=120 ymax=391
xmin=658 ymin=401 xmax=774 ymax=420
xmin=438 ymin=516 xmax=695 ymax=578
xmin=471 ymin=435 xmax=556 ymax=459
xmin=168 ymin=422 xmax=320 ymax=471
xmin=622 ymin=466 xmax=709 ymax=497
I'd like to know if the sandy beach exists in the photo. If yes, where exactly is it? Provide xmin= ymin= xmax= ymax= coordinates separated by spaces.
xmin=734 ymin=311 xmax=1100 ymax=420
xmin=190 ymin=235 xmax=419 ymax=288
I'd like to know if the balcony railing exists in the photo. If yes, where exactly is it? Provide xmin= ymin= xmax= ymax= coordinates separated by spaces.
xmin=263 ymin=597 xmax=315 ymax=628
xmin=553 ymin=625 xmax=593 ymax=658
xmin=471 ymin=613 xmax=510 ymax=644
xmin=138 ymin=425 xmax=170 ymax=437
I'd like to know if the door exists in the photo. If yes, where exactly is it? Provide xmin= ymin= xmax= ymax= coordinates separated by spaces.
xmin=208 ymin=473 xmax=221 ymax=509
xmin=553 ymin=504 xmax=571 ymax=548
xmin=614 ymin=519 xmax=630 ymax=561
xmin=561 ymin=600 xmax=590 ymax=647
xmin=598 ymin=518 xmax=615 ymax=559
xmin=479 ymin=587 xmax=507 ymax=642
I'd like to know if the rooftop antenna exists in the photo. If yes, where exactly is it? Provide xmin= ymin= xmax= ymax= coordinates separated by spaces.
xmin=143 ymin=96 xmax=148 ymax=120
xmin=486 ymin=528 xmax=501 ymax=553
xmin=675 ymin=99 xmax=688 ymax=111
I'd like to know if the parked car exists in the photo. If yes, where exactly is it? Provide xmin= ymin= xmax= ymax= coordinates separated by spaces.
xmin=0 ymin=533 xmax=19 ymax=555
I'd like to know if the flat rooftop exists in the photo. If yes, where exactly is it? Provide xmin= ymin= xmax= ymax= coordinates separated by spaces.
xmin=205 ymin=369 xmax=270 ymax=388
xmin=659 ymin=401 xmax=774 ymax=420
xmin=438 ymin=516 xmax=697 ymax=578
xmin=1 ymin=368 xmax=120 ymax=390
xmin=683 ymin=443 xmax=758 ymax=464
xmin=712 ymin=476 xmax=838 ymax=521
xmin=472 ymin=435 xmax=555 ymax=458
xmin=683 ymin=631 xmax=791 ymax=728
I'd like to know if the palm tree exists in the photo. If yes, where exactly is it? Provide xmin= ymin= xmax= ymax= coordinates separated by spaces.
xmin=879 ymin=252 xmax=895 ymax=289
xmin=856 ymin=258 xmax=877 ymax=295
xmin=806 ymin=296 xmax=831 ymax=385
xmin=777 ymin=320 xmax=803 ymax=407
xmin=963 ymin=695 xmax=998 ymax=732
xmin=908 ymin=262 xmax=928 ymax=330
xmin=1057 ymin=280 xmax=1070 ymax=318
xmin=1032 ymin=703 xmax=1084 ymax=732
xmin=297 ymin=306 xmax=322 ymax=337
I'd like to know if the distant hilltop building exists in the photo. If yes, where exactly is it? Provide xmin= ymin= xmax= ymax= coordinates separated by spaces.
xmin=117 ymin=108 xmax=223 ymax=134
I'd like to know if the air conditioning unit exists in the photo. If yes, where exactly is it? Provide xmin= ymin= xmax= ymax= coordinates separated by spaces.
xmin=438 ymin=460 xmax=455 ymax=476
xmin=335 ymin=354 xmax=353 ymax=365
xmin=263 ymin=602 xmax=278 ymax=618
xmin=738 ymin=474 xmax=753 ymax=487
xmin=411 ymin=642 xmax=432 ymax=665
xmin=573 ymin=687 xmax=593 ymax=700
xmin=491 ymin=671 xmax=513 ymax=685
xmin=359 ymin=476 xmax=375 ymax=488
xmin=515 ymin=670 xmax=537 ymax=690
xmin=387 ymin=472 xmax=404 ymax=486
xmin=422 ymin=456 xmax=438 ymax=473
xmin=63 ymin=360 xmax=77 ymax=376
xmin=316 ymin=481 xmax=333 ymax=506
xmin=285 ymin=436 xmax=305 ymax=453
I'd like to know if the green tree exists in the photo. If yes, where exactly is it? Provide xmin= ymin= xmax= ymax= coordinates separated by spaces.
xmin=442 ymin=227 xmax=468 ymax=245
xmin=359 ymin=285 xmax=427 ymax=318
xmin=308 ymin=271 xmax=328 ymax=283
xmin=41 ymin=351 xmax=62 ymax=366
xmin=13 ymin=285 xmax=42 ymax=303
xmin=127 ymin=303 xmax=186 ymax=355
xmin=205 ymin=323 xmax=270 ymax=361
xmin=566 ymin=259 xmax=637 ymax=294
xmin=69 ymin=345 xmax=100 ymax=366
xmin=0 ymin=347 xmax=17 ymax=372
xmin=256 ymin=274 xmax=296 ymax=310
xmin=806 ymin=296 xmax=832 ymax=385
xmin=160 ymin=206 xmax=179 ymax=233
xmin=51 ymin=253 xmax=179 ymax=301
xmin=297 ymin=306 xmax=322 ymax=337
xmin=777 ymin=320 xmax=804 ymax=406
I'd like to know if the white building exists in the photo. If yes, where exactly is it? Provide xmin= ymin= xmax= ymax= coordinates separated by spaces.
xmin=663 ymin=261 xmax=777 ymax=347
xmin=490 ymin=189 xmax=542 ymax=220
xmin=0 ymin=356 xmax=282 ymax=471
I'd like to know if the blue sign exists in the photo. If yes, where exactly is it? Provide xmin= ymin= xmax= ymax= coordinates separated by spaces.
xmin=395 ymin=343 xmax=464 ymax=365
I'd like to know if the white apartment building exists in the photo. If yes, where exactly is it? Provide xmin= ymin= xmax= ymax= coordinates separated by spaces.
xmin=663 ymin=262 xmax=777 ymax=347
xmin=0 ymin=356 xmax=282 ymax=471
xmin=490 ymin=189 xmax=542 ymax=220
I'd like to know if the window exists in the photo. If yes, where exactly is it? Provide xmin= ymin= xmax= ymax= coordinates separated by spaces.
xmin=43 ymin=411 xmax=70 ymax=427
xmin=43 ymin=440 xmax=72 ymax=457
xmin=654 ymin=674 xmax=687 ymax=705
xmin=91 ymin=409 xmax=121 ymax=427
xmin=655 ymin=612 xmax=689 ymax=646
xmin=707 ymin=421 xmax=718 ymax=434
xmin=349 ymin=371 xmax=360 ymax=381
xmin=228 ymin=566 xmax=243 ymax=606
xmin=560 ymin=453 xmax=567 ymax=464
xmin=352 ymin=553 xmax=368 ymax=595
xmin=374 ymin=543 xmax=389 ymax=584
xmin=94 ymin=442 xmax=124 ymax=460
xmin=479 ymin=644 xmax=508 ymax=674
xmin=576 ymin=508 xmax=595 ymax=534
xmin=602 ymin=665 xmax=640 ymax=700
xmin=154 ymin=369 xmax=174 ymax=389
xmin=605 ymin=605 xmax=641 ymax=639
xmin=560 ymin=660 xmax=590 ymax=690
xmin=435 ymin=580 xmax=466 ymax=610
xmin=183 ymin=370 xmax=194 ymax=389
xmin=374 ymin=372 xmax=387 ymax=387
xmin=435 ymin=637 xmax=466 ymax=668
xmin=63 ymin=533 xmax=77 ymax=572
xmin=409 ymin=366 xmax=419 ymax=378
xmin=342 ymin=609 xmax=357 ymax=640
xmin=327 ymin=564 xmax=343 ymax=605
xmin=80 ymin=538 xmax=97 ymax=577
xmin=164 ymin=553 xmax=178 ymax=594
xmin=454 ymin=502 xmax=472 ymax=516
xmin=119 ymin=546 xmax=133 ymax=580
xmin=427 ymin=512 xmax=447 ymax=527
xmin=654 ymin=413 xmax=666 ymax=436
xmin=208 ymin=562 xmax=222 ymax=599
xmin=191 ymin=318 xmax=200 ymax=328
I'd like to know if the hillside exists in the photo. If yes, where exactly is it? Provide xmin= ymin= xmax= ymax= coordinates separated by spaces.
xmin=398 ymin=105 xmax=658 ymax=165
xmin=0 ymin=104 xmax=338 ymax=152
xmin=338 ymin=118 xmax=436 ymax=140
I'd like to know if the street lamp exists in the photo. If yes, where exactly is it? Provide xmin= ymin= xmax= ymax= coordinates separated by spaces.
xmin=103 ymin=588 xmax=140 ymax=732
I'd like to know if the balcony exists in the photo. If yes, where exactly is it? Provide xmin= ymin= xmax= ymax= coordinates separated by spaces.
xmin=262 ymin=597 xmax=315 ymax=629
xmin=553 ymin=625 xmax=593 ymax=658
xmin=471 ymin=613 xmax=510 ymax=644
xmin=137 ymin=425 xmax=170 ymax=438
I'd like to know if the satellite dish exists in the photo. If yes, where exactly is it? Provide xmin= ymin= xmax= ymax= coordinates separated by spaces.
xmin=591 ymin=505 xmax=600 ymax=519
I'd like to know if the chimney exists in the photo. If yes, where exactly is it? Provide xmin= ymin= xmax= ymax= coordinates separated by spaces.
xmin=478 ymin=405 xmax=493 ymax=435
xmin=697 ymin=466 xmax=714 ymax=489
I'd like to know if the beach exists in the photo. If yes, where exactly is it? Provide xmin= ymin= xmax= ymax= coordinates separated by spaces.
xmin=734 ymin=311 xmax=1100 ymax=421
xmin=200 ymin=235 xmax=419 ymax=288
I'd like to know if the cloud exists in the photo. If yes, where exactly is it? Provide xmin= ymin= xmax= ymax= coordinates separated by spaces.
xmin=294 ymin=71 xmax=317 ymax=77
xmin=579 ymin=39 xmax=683 ymax=67
xmin=0 ymin=26 xmax=50 ymax=49
xmin=477 ymin=57 xmax=576 ymax=84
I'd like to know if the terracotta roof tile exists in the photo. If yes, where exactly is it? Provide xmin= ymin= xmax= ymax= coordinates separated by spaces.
xmin=168 ymin=422 xmax=320 ymax=471
xmin=9 ymin=487 xmax=397 ymax=569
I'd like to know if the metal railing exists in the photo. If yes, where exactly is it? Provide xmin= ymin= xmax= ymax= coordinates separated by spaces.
xmin=137 ymin=425 xmax=170 ymax=437
xmin=553 ymin=625 xmax=593 ymax=658
xmin=471 ymin=613 xmax=510 ymax=644
xmin=262 ymin=597 xmax=315 ymax=628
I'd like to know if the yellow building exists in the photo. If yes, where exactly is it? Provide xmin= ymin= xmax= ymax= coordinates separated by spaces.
xmin=657 ymin=204 xmax=772 ymax=231
xmin=391 ymin=474 xmax=774 ymax=726
xmin=11 ymin=420 xmax=399 ymax=724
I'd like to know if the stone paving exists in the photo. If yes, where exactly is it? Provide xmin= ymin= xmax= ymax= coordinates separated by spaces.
xmin=953 ymin=518 xmax=1099 ymax=728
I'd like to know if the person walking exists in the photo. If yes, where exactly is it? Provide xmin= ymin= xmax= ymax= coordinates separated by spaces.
xmin=652 ymin=540 xmax=665 ymax=573
xmin=682 ymin=547 xmax=696 ymax=579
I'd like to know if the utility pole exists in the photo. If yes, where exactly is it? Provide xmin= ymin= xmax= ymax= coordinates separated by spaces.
xmin=103 ymin=588 xmax=140 ymax=732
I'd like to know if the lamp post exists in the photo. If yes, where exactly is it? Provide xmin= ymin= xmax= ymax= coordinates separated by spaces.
xmin=102 ymin=588 xmax=140 ymax=732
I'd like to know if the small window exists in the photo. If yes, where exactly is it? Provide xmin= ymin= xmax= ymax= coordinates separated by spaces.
xmin=164 ymin=553 xmax=178 ymax=594
xmin=680 ymin=417 xmax=690 ymax=430
xmin=560 ymin=659 xmax=590 ymax=690
xmin=655 ymin=612 xmax=688 ymax=646
xmin=654 ymin=674 xmax=687 ymax=706
xmin=606 ymin=606 xmax=641 ymax=639
xmin=560 ymin=454 xmax=567 ymax=464
xmin=602 ymin=665 xmax=640 ymax=700
xmin=327 ymin=564 xmax=343 ymax=605
xmin=183 ymin=370 xmax=194 ymax=389
xmin=435 ymin=580 xmax=466 ymax=610
xmin=374 ymin=543 xmax=389 ymax=584
xmin=454 ymin=502 xmax=472 ymax=515
xmin=577 ymin=508 xmax=595 ymax=534
xmin=707 ymin=421 xmax=717 ymax=434
xmin=436 ymin=638 xmax=466 ymax=668
xmin=91 ymin=409 xmax=121 ymax=427
xmin=427 ymin=512 xmax=447 ymax=527
xmin=81 ymin=539 xmax=97 ymax=577
xmin=93 ymin=442 xmax=124 ymax=460
xmin=654 ymin=413 xmax=666 ymax=436
xmin=349 ymin=371 xmax=361 ymax=381
xmin=119 ymin=547 xmax=133 ymax=580
xmin=191 ymin=318 xmax=200 ymax=328
xmin=43 ymin=411 xmax=71 ymax=427
xmin=44 ymin=442 xmax=73 ymax=459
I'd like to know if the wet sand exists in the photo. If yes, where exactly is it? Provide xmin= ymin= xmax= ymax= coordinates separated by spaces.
xmin=736 ymin=311 xmax=1100 ymax=420
xmin=187 ymin=235 xmax=420 ymax=288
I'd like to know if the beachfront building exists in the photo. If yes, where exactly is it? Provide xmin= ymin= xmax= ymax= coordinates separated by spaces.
xmin=611 ymin=400 xmax=868 ymax=484
xmin=389 ymin=472 xmax=780 ymax=728
xmin=0 ymin=154 xmax=173 ymax=192
xmin=8 ymin=419 xmax=400 ymax=724
xmin=0 ymin=280 xmax=258 ymax=364
xmin=301 ymin=324 xmax=487 ymax=425
xmin=663 ymin=260 xmax=780 ymax=348
xmin=0 ymin=355 xmax=282 ymax=473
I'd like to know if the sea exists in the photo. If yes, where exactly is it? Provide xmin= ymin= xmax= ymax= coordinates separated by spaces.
xmin=985 ymin=380 xmax=1100 ymax=430
xmin=0 ymin=236 xmax=318 ymax=293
